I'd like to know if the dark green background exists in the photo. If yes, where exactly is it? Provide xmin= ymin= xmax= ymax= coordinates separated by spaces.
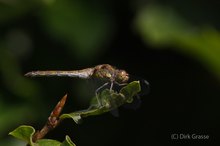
xmin=0 ymin=0 xmax=220 ymax=145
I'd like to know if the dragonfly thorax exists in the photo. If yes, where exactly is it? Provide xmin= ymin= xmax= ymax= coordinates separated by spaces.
xmin=92 ymin=64 xmax=129 ymax=84
xmin=92 ymin=64 xmax=115 ymax=81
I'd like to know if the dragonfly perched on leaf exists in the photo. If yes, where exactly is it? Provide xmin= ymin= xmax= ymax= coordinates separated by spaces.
xmin=25 ymin=64 xmax=149 ymax=107
xmin=60 ymin=81 xmax=142 ymax=124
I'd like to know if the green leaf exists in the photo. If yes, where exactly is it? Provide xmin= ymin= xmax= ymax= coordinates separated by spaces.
xmin=9 ymin=126 xmax=76 ymax=146
xmin=88 ymin=81 xmax=141 ymax=108
xmin=60 ymin=81 xmax=141 ymax=123
xmin=35 ymin=135 xmax=76 ymax=146
xmin=36 ymin=139 xmax=61 ymax=146
xmin=61 ymin=135 xmax=76 ymax=146
xmin=120 ymin=81 xmax=141 ymax=103
xmin=61 ymin=113 xmax=82 ymax=124
xmin=9 ymin=125 xmax=35 ymax=146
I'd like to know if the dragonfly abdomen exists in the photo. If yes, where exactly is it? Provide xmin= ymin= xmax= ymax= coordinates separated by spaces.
xmin=25 ymin=68 xmax=94 ymax=79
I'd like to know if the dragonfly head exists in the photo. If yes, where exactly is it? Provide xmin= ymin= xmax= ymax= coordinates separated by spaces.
xmin=116 ymin=70 xmax=129 ymax=83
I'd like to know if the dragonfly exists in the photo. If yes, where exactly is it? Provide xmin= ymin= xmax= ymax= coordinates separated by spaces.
xmin=25 ymin=64 xmax=149 ymax=106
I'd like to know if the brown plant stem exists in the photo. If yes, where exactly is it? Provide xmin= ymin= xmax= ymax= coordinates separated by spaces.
xmin=32 ymin=94 xmax=68 ymax=142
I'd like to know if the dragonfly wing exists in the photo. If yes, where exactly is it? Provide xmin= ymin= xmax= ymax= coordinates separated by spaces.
xmin=110 ymin=108 xmax=120 ymax=117
xmin=128 ymin=75 xmax=150 ymax=96
xmin=139 ymin=79 xmax=150 ymax=96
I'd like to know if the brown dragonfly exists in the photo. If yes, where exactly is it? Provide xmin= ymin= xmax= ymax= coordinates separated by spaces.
xmin=25 ymin=64 xmax=130 ymax=106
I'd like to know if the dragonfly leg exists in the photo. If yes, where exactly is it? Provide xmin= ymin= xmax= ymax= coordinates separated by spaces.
xmin=110 ymin=81 xmax=113 ymax=91
xmin=95 ymin=82 xmax=109 ymax=106
xmin=114 ymin=81 xmax=128 ymax=86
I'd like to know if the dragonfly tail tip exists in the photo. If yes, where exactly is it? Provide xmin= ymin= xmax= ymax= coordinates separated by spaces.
xmin=24 ymin=72 xmax=31 ymax=77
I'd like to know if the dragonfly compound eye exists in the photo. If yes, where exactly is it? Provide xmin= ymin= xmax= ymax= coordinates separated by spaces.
xmin=116 ymin=70 xmax=129 ymax=83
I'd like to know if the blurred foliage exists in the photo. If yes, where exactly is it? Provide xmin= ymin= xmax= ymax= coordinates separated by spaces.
xmin=0 ymin=43 xmax=40 ymax=99
xmin=39 ymin=0 xmax=114 ymax=60
xmin=136 ymin=4 xmax=220 ymax=78
xmin=0 ymin=0 xmax=37 ymax=24
xmin=0 ymin=42 xmax=42 ymax=139
xmin=0 ymin=0 xmax=114 ymax=61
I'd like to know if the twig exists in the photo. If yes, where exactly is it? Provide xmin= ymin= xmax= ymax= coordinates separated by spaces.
xmin=32 ymin=94 xmax=68 ymax=142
